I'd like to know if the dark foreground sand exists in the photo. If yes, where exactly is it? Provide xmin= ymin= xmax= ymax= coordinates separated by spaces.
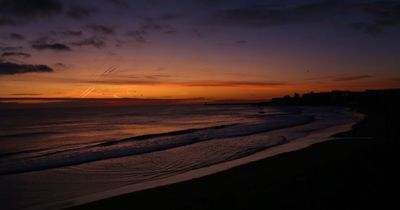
xmin=68 ymin=104 xmax=399 ymax=210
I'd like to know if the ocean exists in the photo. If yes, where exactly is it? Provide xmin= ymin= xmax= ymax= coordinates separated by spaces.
xmin=0 ymin=104 xmax=360 ymax=209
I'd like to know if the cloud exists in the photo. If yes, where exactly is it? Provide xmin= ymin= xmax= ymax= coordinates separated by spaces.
xmin=1 ymin=0 xmax=100 ymax=24
xmin=212 ymin=0 xmax=400 ymax=35
xmin=126 ymin=30 xmax=148 ymax=43
xmin=50 ymin=30 xmax=83 ymax=37
xmin=213 ymin=2 xmax=341 ymax=27
xmin=0 ymin=18 xmax=16 ymax=27
xmin=0 ymin=0 xmax=63 ymax=18
xmin=106 ymin=0 xmax=130 ymax=8
xmin=61 ymin=30 xmax=83 ymax=36
xmin=53 ymin=62 xmax=71 ymax=70
xmin=1 ymin=52 xmax=31 ymax=58
xmin=30 ymin=35 xmax=71 ymax=51
xmin=0 ymin=61 xmax=53 ymax=75
xmin=124 ymin=19 xmax=176 ymax=43
xmin=1 ymin=33 xmax=25 ymax=40
xmin=332 ymin=75 xmax=372 ymax=82
xmin=158 ymin=13 xmax=182 ymax=21
xmin=179 ymin=81 xmax=286 ymax=88
xmin=141 ymin=21 xmax=163 ymax=31
xmin=87 ymin=24 xmax=115 ymax=35
xmin=0 ymin=46 xmax=23 ymax=51
xmin=350 ymin=22 xmax=383 ymax=36
xmin=84 ymin=78 xmax=286 ymax=89
xmin=71 ymin=37 xmax=106 ymax=48
xmin=66 ymin=5 xmax=97 ymax=20
xmin=140 ymin=19 xmax=175 ymax=33
xmin=32 ymin=43 xmax=71 ymax=51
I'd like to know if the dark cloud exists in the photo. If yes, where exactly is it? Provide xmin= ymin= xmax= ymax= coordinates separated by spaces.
xmin=53 ymin=62 xmax=71 ymax=70
xmin=1 ymin=52 xmax=31 ymax=58
xmin=87 ymin=24 xmax=115 ymax=35
xmin=1 ymin=0 xmax=100 ymax=24
xmin=30 ymin=35 xmax=71 ymax=51
xmin=32 ymin=43 xmax=71 ymax=51
xmin=2 ymin=33 xmax=25 ymax=40
xmin=0 ymin=46 xmax=23 ymax=51
xmin=71 ymin=37 xmax=106 ymax=48
xmin=0 ymin=61 xmax=53 ymax=75
xmin=351 ymin=22 xmax=383 ymax=36
xmin=66 ymin=5 xmax=97 ymax=20
xmin=126 ymin=30 xmax=148 ymax=43
xmin=141 ymin=21 xmax=163 ymax=31
xmin=212 ymin=0 xmax=400 ymax=35
xmin=126 ymin=19 xmax=176 ymax=42
xmin=159 ymin=13 xmax=182 ymax=21
xmin=106 ymin=0 xmax=130 ymax=8
xmin=197 ymin=0 xmax=226 ymax=6
xmin=0 ymin=18 xmax=16 ymax=27
xmin=140 ymin=19 xmax=175 ymax=33
xmin=51 ymin=30 xmax=83 ymax=37
xmin=63 ymin=30 xmax=82 ymax=36
xmin=333 ymin=75 xmax=372 ymax=82
xmin=164 ymin=30 xmax=177 ymax=35
xmin=0 ymin=0 xmax=63 ymax=18
xmin=213 ymin=2 xmax=337 ymax=27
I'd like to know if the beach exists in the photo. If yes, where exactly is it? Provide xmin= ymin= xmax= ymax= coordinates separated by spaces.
xmin=1 ymin=1 xmax=399 ymax=209
xmin=0 ymin=106 xmax=360 ymax=210
xmin=68 ymin=102 xmax=398 ymax=210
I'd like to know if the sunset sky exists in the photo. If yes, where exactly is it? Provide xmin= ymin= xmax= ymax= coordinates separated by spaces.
xmin=0 ymin=0 xmax=399 ymax=101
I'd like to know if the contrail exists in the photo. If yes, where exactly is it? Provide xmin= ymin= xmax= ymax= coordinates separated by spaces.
xmin=81 ymin=87 xmax=95 ymax=98
xmin=101 ymin=66 xmax=117 ymax=77
xmin=80 ymin=87 xmax=93 ymax=97
xmin=80 ymin=66 xmax=118 ymax=98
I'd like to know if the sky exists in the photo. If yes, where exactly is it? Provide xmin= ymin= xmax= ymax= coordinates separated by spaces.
xmin=0 ymin=0 xmax=399 ymax=102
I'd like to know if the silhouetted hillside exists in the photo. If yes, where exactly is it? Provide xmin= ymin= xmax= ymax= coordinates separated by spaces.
xmin=262 ymin=89 xmax=400 ymax=108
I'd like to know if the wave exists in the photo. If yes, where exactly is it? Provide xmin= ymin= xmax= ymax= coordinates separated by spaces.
xmin=0 ymin=115 xmax=314 ymax=175
xmin=0 ymin=131 xmax=62 ymax=139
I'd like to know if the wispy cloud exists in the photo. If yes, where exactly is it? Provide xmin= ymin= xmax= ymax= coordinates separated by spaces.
xmin=71 ymin=36 xmax=106 ymax=48
xmin=53 ymin=62 xmax=71 ymax=70
xmin=87 ymin=24 xmax=115 ymax=35
xmin=0 ymin=46 xmax=23 ymax=51
xmin=66 ymin=5 xmax=97 ymax=20
xmin=332 ymin=75 xmax=372 ymax=82
xmin=84 ymin=78 xmax=286 ymax=89
xmin=1 ymin=33 xmax=25 ymax=40
xmin=30 ymin=35 xmax=72 ymax=51
xmin=212 ymin=0 xmax=400 ymax=35
xmin=32 ymin=43 xmax=71 ymax=51
xmin=106 ymin=0 xmax=130 ymax=8
xmin=1 ymin=52 xmax=31 ymax=58
xmin=0 ymin=18 xmax=16 ymax=27
xmin=58 ymin=30 xmax=83 ymax=37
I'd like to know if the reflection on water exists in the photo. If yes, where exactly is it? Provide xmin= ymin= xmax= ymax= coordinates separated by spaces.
xmin=0 ymin=105 xmax=357 ymax=210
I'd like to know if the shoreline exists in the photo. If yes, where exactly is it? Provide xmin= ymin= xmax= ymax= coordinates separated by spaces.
xmin=67 ymin=103 xmax=398 ymax=210
xmin=63 ymin=109 xmax=363 ymax=210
